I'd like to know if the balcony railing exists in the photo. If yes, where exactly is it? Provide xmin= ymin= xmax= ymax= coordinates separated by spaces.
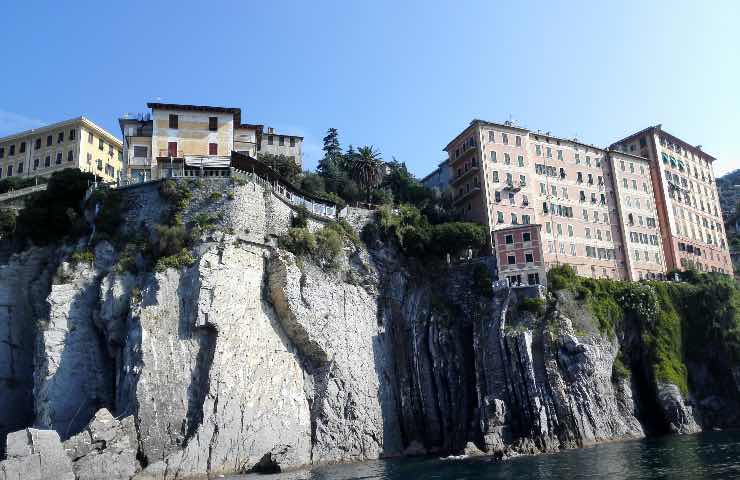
xmin=128 ymin=156 xmax=152 ymax=166
xmin=451 ymin=165 xmax=480 ymax=185
xmin=453 ymin=186 xmax=481 ymax=204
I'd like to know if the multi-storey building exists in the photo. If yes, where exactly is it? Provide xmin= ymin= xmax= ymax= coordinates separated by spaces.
xmin=119 ymin=103 xmax=303 ymax=182
xmin=420 ymin=159 xmax=451 ymax=192
xmin=444 ymin=119 xmax=731 ymax=284
xmin=0 ymin=117 xmax=122 ymax=183
xmin=611 ymin=126 xmax=731 ymax=274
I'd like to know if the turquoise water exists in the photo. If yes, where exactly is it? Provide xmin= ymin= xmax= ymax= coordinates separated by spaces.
xmin=235 ymin=431 xmax=740 ymax=479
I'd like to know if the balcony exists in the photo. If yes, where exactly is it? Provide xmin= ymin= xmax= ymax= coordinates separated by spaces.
xmin=451 ymin=142 xmax=477 ymax=164
xmin=451 ymin=165 xmax=480 ymax=185
xmin=128 ymin=156 xmax=152 ymax=166
xmin=453 ymin=186 xmax=481 ymax=204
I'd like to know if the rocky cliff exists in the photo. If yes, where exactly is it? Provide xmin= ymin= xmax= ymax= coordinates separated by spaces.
xmin=1 ymin=178 xmax=738 ymax=479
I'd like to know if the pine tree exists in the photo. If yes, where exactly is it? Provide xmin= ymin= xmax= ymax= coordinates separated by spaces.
xmin=318 ymin=128 xmax=341 ymax=177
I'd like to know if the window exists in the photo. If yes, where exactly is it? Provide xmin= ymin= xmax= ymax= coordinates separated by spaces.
xmin=70 ymin=129 xmax=76 ymax=140
xmin=492 ymin=171 xmax=499 ymax=182
xmin=535 ymin=145 xmax=541 ymax=156
xmin=507 ymin=255 xmax=516 ymax=265
xmin=557 ymin=150 xmax=563 ymax=160
xmin=88 ymin=132 xmax=93 ymax=143
xmin=525 ymin=253 xmax=534 ymax=263
xmin=46 ymin=135 xmax=52 ymax=146
xmin=504 ymin=153 xmax=511 ymax=165
xmin=567 ymin=225 xmax=574 ymax=237
xmin=19 ymin=142 xmax=26 ymax=153
xmin=527 ymin=273 xmax=540 ymax=285
xmin=169 ymin=114 xmax=178 ymax=129
xmin=290 ymin=137 xmax=296 ymax=147
xmin=586 ymin=228 xmax=591 ymax=239
xmin=570 ymin=243 xmax=576 ymax=256
xmin=546 ymin=222 xmax=552 ymax=234
xmin=57 ymin=132 xmax=64 ymax=143
xmin=523 ymin=232 xmax=531 ymax=242
xmin=502 ymin=133 xmax=509 ymax=144
xmin=546 ymin=147 xmax=552 ymax=158
xmin=517 ymin=155 xmax=524 ymax=167
xmin=35 ymin=138 xmax=41 ymax=149
xmin=133 ymin=146 xmax=148 ymax=157
xmin=268 ymin=135 xmax=274 ymax=145
xmin=208 ymin=116 xmax=218 ymax=131
xmin=0 ymin=147 xmax=4 ymax=158
xmin=575 ymin=153 xmax=580 ymax=164
xmin=17 ymin=163 xmax=22 ymax=173
xmin=505 ymin=234 xmax=514 ymax=244
xmin=99 ymin=139 xmax=104 ymax=151
xmin=167 ymin=141 xmax=178 ymax=157
xmin=209 ymin=143 xmax=218 ymax=155
xmin=489 ymin=131 xmax=495 ymax=142
xmin=491 ymin=151 xmax=497 ymax=162
xmin=497 ymin=211 xmax=504 ymax=223
xmin=67 ymin=150 xmax=73 ymax=162
xmin=56 ymin=152 xmax=62 ymax=164
xmin=540 ymin=183 xmax=545 ymax=194
xmin=556 ymin=224 xmax=563 ymax=236
xmin=511 ymin=213 xmax=518 ymax=224
xmin=45 ymin=155 xmax=50 ymax=167
xmin=515 ymin=136 xmax=521 ymax=146
xmin=6 ymin=165 xmax=12 ymax=177
xmin=6 ymin=145 xmax=14 ymax=156
xmin=33 ymin=158 xmax=39 ymax=169
xmin=97 ymin=158 xmax=103 ymax=171
xmin=278 ymin=136 xmax=285 ymax=146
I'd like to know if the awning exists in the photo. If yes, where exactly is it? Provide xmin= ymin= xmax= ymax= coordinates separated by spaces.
xmin=184 ymin=156 xmax=231 ymax=168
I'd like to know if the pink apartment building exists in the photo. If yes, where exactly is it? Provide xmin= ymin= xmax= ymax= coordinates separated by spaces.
xmin=611 ymin=126 xmax=731 ymax=275
xmin=443 ymin=120 xmax=730 ymax=285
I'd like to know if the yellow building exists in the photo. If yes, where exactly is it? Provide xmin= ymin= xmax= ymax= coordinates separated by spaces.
xmin=0 ymin=117 xmax=122 ymax=183
xmin=119 ymin=103 xmax=303 ymax=182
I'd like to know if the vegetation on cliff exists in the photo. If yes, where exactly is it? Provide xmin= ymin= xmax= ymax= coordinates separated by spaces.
xmin=547 ymin=264 xmax=740 ymax=395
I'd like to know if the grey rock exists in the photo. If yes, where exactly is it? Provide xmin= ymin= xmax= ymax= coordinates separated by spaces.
xmin=0 ymin=428 xmax=74 ymax=480
xmin=657 ymin=382 xmax=701 ymax=434
xmin=63 ymin=408 xmax=139 ymax=480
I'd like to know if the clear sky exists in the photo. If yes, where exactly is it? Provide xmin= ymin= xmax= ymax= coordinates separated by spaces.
xmin=2 ymin=0 xmax=738 ymax=177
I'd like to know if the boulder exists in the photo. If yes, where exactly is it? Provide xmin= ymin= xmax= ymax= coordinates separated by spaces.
xmin=63 ymin=408 xmax=139 ymax=480
xmin=0 ymin=428 xmax=74 ymax=480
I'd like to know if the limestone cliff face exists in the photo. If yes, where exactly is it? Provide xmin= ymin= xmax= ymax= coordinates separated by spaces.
xmin=0 ymin=179 xmax=737 ymax=479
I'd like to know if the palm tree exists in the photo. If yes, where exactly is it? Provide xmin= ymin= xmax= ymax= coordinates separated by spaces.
xmin=350 ymin=146 xmax=385 ymax=204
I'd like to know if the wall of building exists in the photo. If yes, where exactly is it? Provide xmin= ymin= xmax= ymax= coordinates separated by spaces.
xmin=151 ymin=109 xmax=235 ymax=159
xmin=610 ymin=151 xmax=666 ymax=280
xmin=78 ymin=125 xmax=123 ymax=182
xmin=494 ymin=224 xmax=545 ymax=285
xmin=0 ymin=118 xmax=121 ymax=183
xmin=259 ymin=131 xmax=302 ymax=167
xmin=613 ymin=128 xmax=731 ymax=275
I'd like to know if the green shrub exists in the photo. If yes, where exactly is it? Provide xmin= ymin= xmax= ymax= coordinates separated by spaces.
xmin=547 ymin=264 xmax=578 ymax=291
xmin=153 ymin=224 xmax=190 ymax=257
xmin=159 ymin=179 xmax=192 ymax=214
xmin=92 ymin=189 xmax=123 ymax=240
xmin=520 ymin=297 xmax=545 ymax=315
xmin=227 ymin=191 xmax=235 ymax=200
xmin=292 ymin=205 xmax=309 ymax=228
xmin=315 ymin=226 xmax=343 ymax=269
xmin=279 ymin=228 xmax=317 ymax=256
xmin=472 ymin=263 xmax=493 ymax=297
xmin=429 ymin=222 xmax=487 ymax=256
xmin=69 ymin=249 xmax=95 ymax=266
xmin=193 ymin=213 xmax=218 ymax=231
xmin=0 ymin=208 xmax=17 ymax=238
xmin=16 ymin=169 xmax=95 ymax=244
xmin=612 ymin=353 xmax=631 ymax=381
xmin=154 ymin=248 xmax=196 ymax=272
xmin=209 ymin=192 xmax=222 ymax=202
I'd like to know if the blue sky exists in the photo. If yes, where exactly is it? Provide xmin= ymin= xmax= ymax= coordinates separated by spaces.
xmin=2 ymin=0 xmax=739 ymax=177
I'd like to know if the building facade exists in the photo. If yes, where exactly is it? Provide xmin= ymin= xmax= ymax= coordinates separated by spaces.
xmin=420 ymin=159 xmax=451 ymax=192
xmin=611 ymin=126 xmax=731 ymax=274
xmin=0 ymin=117 xmax=122 ymax=183
xmin=444 ymin=120 xmax=731 ymax=284
xmin=119 ymin=103 xmax=303 ymax=182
